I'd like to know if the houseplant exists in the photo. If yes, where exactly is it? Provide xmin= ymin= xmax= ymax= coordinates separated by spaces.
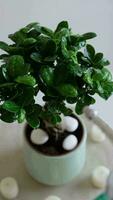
xmin=0 ymin=21 xmax=113 ymax=185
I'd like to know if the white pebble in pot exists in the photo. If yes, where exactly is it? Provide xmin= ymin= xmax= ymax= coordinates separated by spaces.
xmin=64 ymin=116 xmax=79 ymax=132
xmin=58 ymin=116 xmax=79 ymax=132
xmin=0 ymin=177 xmax=19 ymax=199
xmin=91 ymin=166 xmax=110 ymax=188
xmin=45 ymin=195 xmax=61 ymax=200
xmin=90 ymin=124 xmax=106 ymax=142
xmin=62 ymin=134 xmax=78 ymax=151
xmin=30 ymin=128 xmax=49 ymax=145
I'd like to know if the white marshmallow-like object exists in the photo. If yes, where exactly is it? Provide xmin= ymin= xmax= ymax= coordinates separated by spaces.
xmin=91 ymin=166 xmax=110 ymax=188
xmin=45 ymin=196 xmax=61 ymax=200
xmin=90 ymin=125 xmax=106 ymax=142
xmin=31 ymin=128 xmax=49 ymax=145
xmin=0 ymin=177 xmax=19 ymax=199
xmin=59 ymin=116 xmax=79 ymax=132
xmin=62 ymin=134 xmax=78 ymax=151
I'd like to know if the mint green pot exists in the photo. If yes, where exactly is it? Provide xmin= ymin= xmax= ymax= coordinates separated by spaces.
xmin=23 ymin=117 xmax=87 ymax=185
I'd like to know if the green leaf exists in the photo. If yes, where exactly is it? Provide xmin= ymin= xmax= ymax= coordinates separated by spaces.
xmin=75 ymin=101 xmax=83 ymax=114
xmin=26 ymin=104 xmax=41 ymax=128
xmin=97 ymin=81 xmax=113 ymax=100
xmin=69 ymin=35 xmax=78 ymax=45
xmin=82 ymin=32 xmax=97 ymax=40
xmin=41 ymin=26 xmax=54 ymax=37
xmin=67 ymin=63 xmax=83 ymax=77
xmin=58 ymin=103 xmax=72 ymax=115
xmin=15 ymin=86 xmax=35 ymax=106
xmin=75 ymin=95 xmax=95 ymax=114
xmin=57 ymin=84 xmax=78 ymax=97
xmin=77 ymin=51 xmax=90 ymax=64
xmin=0 ymin=108 xmax=16 ymax=123
xmin=43 ymin=39 xmax=57 ymax=56
xmin=94 ymin=53 xmax=103 ymax=63
xmin=36 ymin=36 xmax=56 ymax=56
xmin=93 ymin=68 xmax=112 ymax=82
xmin=50 ymin=114 xmax=61 ymax=124
xmin=23 ymin=38 xmax=37 ymax=46
xmin=35 ymin=25 xmax=54 ymax=37
xmin=15 ymin=75 xmax=36 ymax=86
xmin=30 ymin=52 xmax=42 ymax=63
xmin=83 ymin=68 xmax=93 ymax=86
xmin=101 ymin=59 xmax=110 ymax=66
xmin=86 ymin=44 xmax=95 ymax=59
xmin=61 ymin=37 xmax=69 ymax=58
xmin=55 ymin=21 xmax=69 ymax=33
xmin=44 ymin=55 xmax=56 ymax=62
xmin=0 ymin=41 xmax=9 ymax=52
xmin=28 ymin=29 xmax=40 ymax=38
xmin=40 ymin=67 xmax=54 ymax=86
xmin=8 ymin=31 xmax=27 ymax=44
xmin=0 ymin=67 xmax=6 ymax=83
xmin=18 ymin=108 xmax=26 ymax=123
xmin=0 ymin=54 xmax=9 ymax=61
xmin=2 ymin=101 xmax=20 ymax=113
xmin=20 ymin=22 xmax=38 ymax=33
xmin=7 ymin=55 xmax=29 ymax=78
xmin=55 ymin=28 xmax=70 ymax=40
xmin=26 ymin=114 xmax=40 ymax=128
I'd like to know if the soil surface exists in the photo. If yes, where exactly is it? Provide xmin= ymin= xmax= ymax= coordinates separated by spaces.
xmin=25 ymin=115 xmax=84 ymax=156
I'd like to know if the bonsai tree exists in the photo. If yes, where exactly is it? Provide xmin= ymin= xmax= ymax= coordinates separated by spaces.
xmin=0 ymin=21 xmax=113 ymax=129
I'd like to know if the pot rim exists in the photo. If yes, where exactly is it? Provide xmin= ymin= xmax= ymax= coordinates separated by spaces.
xmin=23 ymin=114 xmax=87 ymax=159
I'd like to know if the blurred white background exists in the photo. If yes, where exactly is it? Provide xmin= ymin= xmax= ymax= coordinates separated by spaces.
xmin=0 ymin=0 xmax=113 ymax=127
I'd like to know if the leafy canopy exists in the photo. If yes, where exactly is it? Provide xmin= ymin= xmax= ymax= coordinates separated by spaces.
xmin=0 ymin=21 xmax=113 ymax=128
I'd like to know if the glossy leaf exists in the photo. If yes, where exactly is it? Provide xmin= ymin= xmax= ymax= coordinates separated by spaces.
xmin=55 ymin=21 xmax=69 ymax=33
xmin=40 ymin=67 xmax=54 ymax=86
xmin=94 ymin=53 xmax=103 ymax=63
xmin=15 ymin=86 xmax=35 ymax=106
xmin=26 ymin=104 xmax=41 ymax=128
xmin=82 ymin=32 xmax=97 ymax=40
xmin=20 ymin=22 xmax=38 ymax=33
xmin=57 ymin=84 xmax=78 ymax=97
xmin=75 ymin=95 xmax=95 ymax=114
xmin=2 ymin=100 xmax=20 ymax=113
xmin=97 ymin=81 xmax=113 ymax=100
xmin=15 ymin=75 xmax=36 ymax=86
xmin=86 ymin=44 xmax=95 ymax=59
xmin=8 ymin=31 xmax=26 ymax=44
xmin=0 ymin=41 xmax=9 ymax=52
xmin=23 ymin=38 xmax=37 ymax=46
xmin=26 ymin=114 xmax=40 ymax=128
xmin=0 ymin=108 xmax=16 ymax=123
xmin=7 ymin=55 xmax=29 ymax=78
xmin=18 ymin=108 xmax=26 ymax=123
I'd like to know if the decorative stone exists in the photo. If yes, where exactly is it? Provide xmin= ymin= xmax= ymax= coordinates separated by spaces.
xmin=64 ymin=116 xmax=79 ymax=132
xmin=0 ymin=177 xmax=19 ymax=199
xmin=91 ymin=166 xmax=110 ymax=188
xmin=30 ymin=128 xmax=49 ymax=145
xmin=58 ymin=116 xmax=79 ymax=132
xmin=45 ymin=195 xmax=61 ymax=200
xmin=90 ymin=125 xmax=106 ymax=142
xmin=62 ymin=134 xmax=78 ymax=151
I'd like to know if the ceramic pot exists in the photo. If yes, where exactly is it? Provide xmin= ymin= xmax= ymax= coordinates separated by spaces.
xmin=23 ymin=116 xmax=87 ymax=185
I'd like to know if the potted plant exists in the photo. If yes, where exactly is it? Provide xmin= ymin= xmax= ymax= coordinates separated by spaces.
xmin=0 ymin=21 xmax=113 ymax=185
